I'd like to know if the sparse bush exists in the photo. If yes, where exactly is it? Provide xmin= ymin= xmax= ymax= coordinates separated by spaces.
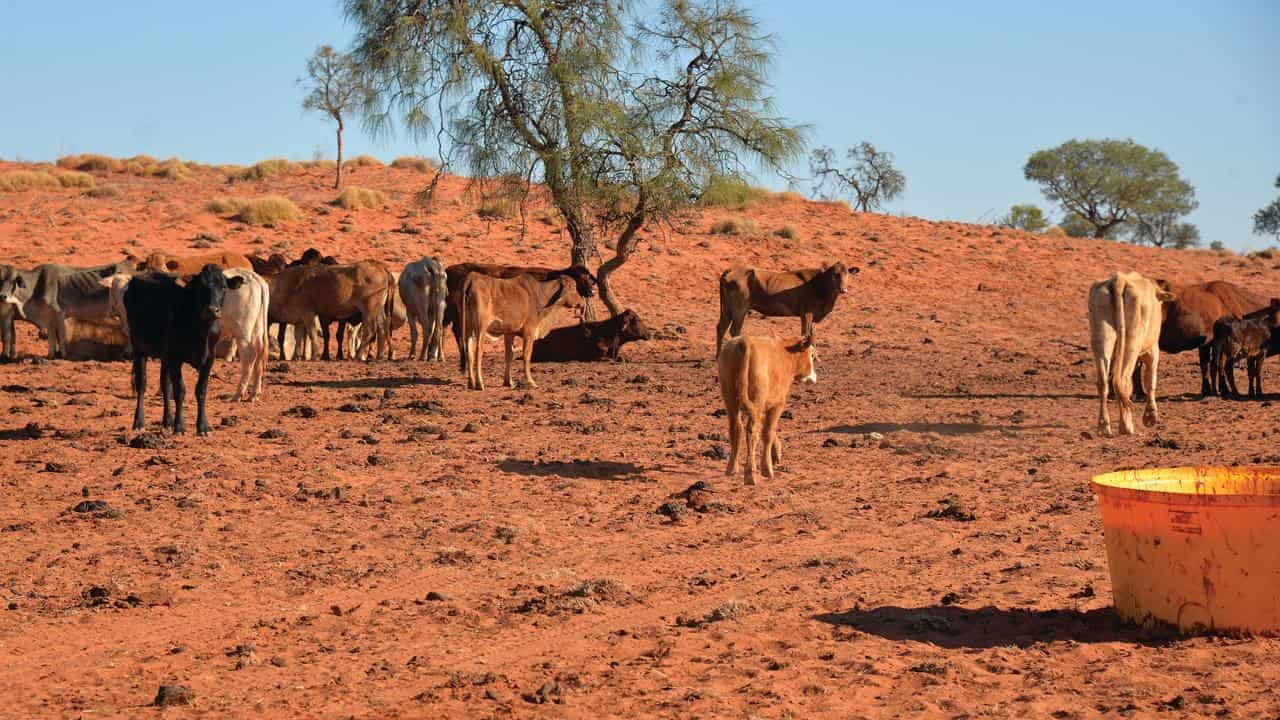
xmin=776 ymin=190 xmax=806 ymax=203
xmin=773 ymin=224 xmax=801 ymax=240
xmin=476 ymin=198 xmax=519 ymax=219
xmin=1249 ymin=247 xmax=1278 ymax=261
xmin=302 ymin=159 xmax=337 ymax=169
xmin=86 ymin=184 xmax=122 ymax=198
xmin=215 ymin=164 xmax=247 ymax=178
xmin=230 ymin=158 xmax=297 ymax=183
xmin=700 ymin=174 xmax=772 ymax=209
xmin=1043 ymin=225 xmax=1067 ymax=238
xmin=150 ymin=158 xmax=192 ymax=181
xmin=391 ymin=155 xmax=435 ymax=173
xmin=56 ymin=171 xmax=95 ymax=189
xmin=710 ymin=215 xmax=759 ymax=236
xmin=0 ymin=171 xmax=61 ymax=192
xmin=343 ymin=154 xmax=383 ymax=169
xmin=57 ymin=153 xmax=122 ymax=173
xmin=332 ymin=186 xmax=386 ymax=210
xmin=233 ymin=195 xmax=301 ymax=225
xmin=205 ymin=197 xmax=248 ymax=215
xmin=1002 ymin=204 xmax=1049 ymax=233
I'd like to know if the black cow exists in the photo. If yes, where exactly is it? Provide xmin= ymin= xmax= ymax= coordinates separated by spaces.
xmin=532 ymin=309 xmax=652 ymax=362
xmin=124 ymin=265 xmax=242 ymax=436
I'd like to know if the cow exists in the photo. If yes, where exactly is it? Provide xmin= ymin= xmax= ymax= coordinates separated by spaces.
xmin=0 ymin=265 xmax=40 ymax=360
xmin=1135 ymin=280 xmax=1269 ymax=399
xmin=444 ymin=263 xmax=597 ymax=370
xmin=220 ymin=268 xmax=271 ymax=401
xmin=139 ymin=251 xmax=253 ymax=276
xmin=268 ymin=260 xmax=393 ymax=361
xmin=0 ymin=259 xmax=134 ymax=358
xmin=399 ymin=257 xmax=448 ymax=361
xmin=124 ymin=265 xmax=242 ymax=436
xmin=716 ymin=263 xmax=858 ymax=356
xmin=1088 ymin=272 xmax=1174 ymax=437
xmin=460 ymin=272 xmax=584 ymax=390
xmin=350 ymin=269 xmax=402 ymax=361
xmin=247 ymin=253 xmax=290 ymax=279
xmin=531 ymin=309 xmax=652 ymax=362
xmin=717 ymin=335 xmax=818 ymax=485
xmin=1211 ymin=299 xmax=1280 ymax=400
xmin=64 ymin=318 xmax=129 ymax=361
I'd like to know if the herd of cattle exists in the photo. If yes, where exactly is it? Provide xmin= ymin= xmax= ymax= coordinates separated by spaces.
xmin=0 ymin=248 xmax=1277 ymax=482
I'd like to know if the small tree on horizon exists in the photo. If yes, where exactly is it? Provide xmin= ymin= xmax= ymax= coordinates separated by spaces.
xmin=300 ymin=45 xmax=367 ymax=189
xmin=1131 ymin=211 xmax=1201 ymax=249
xmin=1002 ymin=204 xmax=1048 ymax=233
xmin=1253 ymin=174 xmax=1280 ymax=243
xmin=809 ymin=142 xmax=905 ymax=212
xmin=1023 ymin=138 xmax=1196 ymax=239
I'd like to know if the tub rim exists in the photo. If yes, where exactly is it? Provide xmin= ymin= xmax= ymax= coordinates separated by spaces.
xmin=1091 ymin=465 xmax=1280 ymax=508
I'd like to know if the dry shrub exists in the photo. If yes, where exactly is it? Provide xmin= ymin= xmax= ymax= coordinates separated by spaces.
xmin=343 ymin=154 xmax=383 ymax=169
xmin=205 ymin=197 xmax=248 ymax=214
xmin=85 ymin=184 xmax=122 ymax=198
xmin=773 ymin=224 xmax=801 ymax=240
xmin=150 ymin=158 xmax=192 ymax=181
xmin=700 ymin=174 xmax=773 ymax=209
xmin=231 ymin=158 xmax=297 ymax=183
xmin=710 ymin=215 xmax=759 ymax=236
xmin=391 ymin=156 xmax=435 ymax=173
xmin=215 ymin=164 xmax=247 ymax=178
xmin=234 ymin=195 xmax=301 ymax=226
xmin=57 ymin=153 xmax=122 ymax=173
xmin=1043 ymin=225 xmax=1067 ymax=238
xmin=332 ymin=186 xmax=386 ymax=210
xmin=776 ymin=190 xmax=806 ymax=203
xmin=1250 ymin=247 xmax=1278 ymax=261
xmin=56 ymin=171 xmax=95 ymax=189
xmin=0 ymin=171 xmax=61 ymax=192
xmin=476 ymin=198 xmax=520 ymax=220
xmin=301 ymin=159 xmax=337 ymax=169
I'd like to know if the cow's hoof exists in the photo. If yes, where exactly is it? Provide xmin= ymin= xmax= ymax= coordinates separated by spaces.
xmin=1142 ymin=411 xmax=1158 ymax=428
xmin=197 ymin=427 xmax=211 ymax=437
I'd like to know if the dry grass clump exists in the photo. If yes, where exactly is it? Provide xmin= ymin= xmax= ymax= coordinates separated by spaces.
xmin=57 ymin=153 xmax=123 ymax=174
xmin=700 ymin=174 xmax=774 ymax=209
xmin=775 ymin=190 xmax=806 ymax=203
xmin=205 ymin=197 xmax=248 ymax=214
xmin=56 ymin=171 xmax=96 ymax=189
xmin=391 ymin=156 xmax=435 ymax=173
xmin=772 ymin=224 xmax=801 ymax=240
xmin=1043 ymin=225 xmax=1066 ymax=238
xmin=232 ymin=195 xmax=301 ymax=226
xmin=332 ymin=186 xmax=386 ymax=210
xmin=0 ymin=171 xmax=62 ymax=192
xmin=230 ymin=158 xmax=297 ymax=183
xmin=476 ymin=197 xmax=520 ymax=220
xmin=1249 ymin=247 xmax=1278 ymax=261
xmin=85 ymin=184 xmax=122 ymax=198
xmin=215 ymin=164 xmax=247 ymax=178
xmin=301 ymin=159 xmax=337 ymax=169
xmin=710 ymin=215 xmax=759 ymax=236
xmin=149 ymin=158 xmax=193 ymax=181
xmin=343 ymin=154 xmax=383 ymax=169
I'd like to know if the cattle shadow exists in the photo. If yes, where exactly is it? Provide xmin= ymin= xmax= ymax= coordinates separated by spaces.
xmin=813 ymin=605 xmax=1178 ymax=649
xmin=498 ymin=458 xmax=650 ymax=481
xmin=284 ymin=375 xmax=452 ymax=390
xmin=905 ymin=392 xmax=1093 ymax=401
xmin=825 ymin=421 xmax=1066 ymax=436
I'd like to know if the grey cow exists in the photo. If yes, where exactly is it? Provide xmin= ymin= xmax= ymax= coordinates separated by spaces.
xmin=398 ymin=257 xmax=448 ymax=361
xmin=0 ymin=259 xmax=134 ymax=359
xmin=0 ymin=265 xmax=40 ymax=360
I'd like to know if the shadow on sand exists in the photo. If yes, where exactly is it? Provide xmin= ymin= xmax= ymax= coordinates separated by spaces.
xmin=825 ymin=421 xmax=1066 ymax=436
xmin=284 ymin=375 xmax=452 ymax=390
xmin=498 ymin=458 xmax=650 ymax=481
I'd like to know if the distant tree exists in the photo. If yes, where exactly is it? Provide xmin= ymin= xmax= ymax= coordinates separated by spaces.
xmin=1023 ymin=139 xmax=1197 ymax=239
xmin=810 ymin=142 xmax=905 ymax=212
xmin=1131 ymin=211 xmax=1201 ymax=249
xmin=1060 ymin=212 xmax=1104 ymax=239
xmin=1002 ymin=204 xmax=1048 ymax=233
xmin=300 ymin=45 xmax=367 ymax=189
xmin=346 ymin=0 xmax=805 ymax=316
xmin=1210 ymin=240 xmax=1225 ymax=251
xmin=1253 ymin=174 xmax=1280 ymax=242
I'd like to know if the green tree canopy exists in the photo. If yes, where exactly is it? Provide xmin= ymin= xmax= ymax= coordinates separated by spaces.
xmin=1253 ymin=174 xmax=1280 ymax=242
xmin=345 ymin=0 xmax=805 ymax=315
xmin=1023 ymin=139 xmax=1196 ymax=239
xmin=1002 ymin=204 xmax=1048 ymax=233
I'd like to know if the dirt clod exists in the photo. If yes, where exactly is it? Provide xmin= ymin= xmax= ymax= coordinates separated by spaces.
xmin=153 ymin=685 xmax=195 ymax=707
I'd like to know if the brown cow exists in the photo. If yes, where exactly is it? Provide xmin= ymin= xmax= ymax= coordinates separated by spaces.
xmin=1136 ymin=280 xmax=1269 ymax=399
xmin=716 ymin=263 xmax=858 ymax=356
xmin=139 ymin=251 xmax=253 ymax=276
xmin=445 ymin=263 xmax=597 ymax=370
xmin=1212 ymin=299 xmax=1280 ymax=400
xmin=268 ymin=261 xmax=393 ymax=361
xmin=717 ymin=335 xmax=817 ymax=485
xmin=247 ymin=253 xmax=289 ymax=279
xmin=459 ymin=272 xmax=583 ymax=390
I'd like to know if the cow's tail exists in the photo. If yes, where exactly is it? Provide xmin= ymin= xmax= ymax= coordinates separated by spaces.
xmin=459 ymin=275 xmax=473 ymax=377
xmin=1110 ymin=275 xmax=1132 ymax=409
xmin=383 ymin=274 xmax=396 ymax=359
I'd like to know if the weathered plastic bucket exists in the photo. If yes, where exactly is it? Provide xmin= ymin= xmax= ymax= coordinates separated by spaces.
xmin=1091 ymin=466 xmax=1280 ymax=635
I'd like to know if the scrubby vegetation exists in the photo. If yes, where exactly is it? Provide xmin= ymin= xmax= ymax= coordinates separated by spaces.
xmin=391 ymin=156 xmax=435 ymax=173
xmin=0 ymin=171 xmax=62 ymax=192
xmin=773 ymin=224 xmax=801 ymax=240
xmin=229 ymin=158 xmax=297 ymax=183
xmin=56 ymin=171 xmax=95 ymax=189
xmin=710 ymin=215 xmax=759 ymax=236
xmin=57 ymin=153 xmax=123 ymax=174
xmin=205 ymin=197 xmax=248 ymax=214
xmin=85 ymin=184 xmax=122 ymax=198
xmin=476 ymin=198 xmax=520 ymax=220
xmin=332 ymin=186 xmax=385 ymax=209
xmin=233 ymin=195 xmax=302 ymax=225
xmin=700 ymin=175 xmax=774 ymax=210
xmin=149 ymin=158 xmax=192 ymax=181
xmin=302 ymin=160 xmax=337 ymax=169
xmin=343 ymin=154 xmax=383 ymax=169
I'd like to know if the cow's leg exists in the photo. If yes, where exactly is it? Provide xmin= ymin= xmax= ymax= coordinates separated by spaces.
xmin=335 ymin=321 xmax=346 ymax=360
xmin=160 ymin=359 xmax=174 ymax=430
xmin=131 ymin=356 xmax=147 ymax=431
xmin=1224 ymin=357 xmax=1241 ymax=399
xmin=715 ymin=308 xmax=732 ymax=358
xmin=407 ymin=315 xmax=419 ymax=361
xmin=502 ymin=335 xmax=514 ymax=388
xmin=1198 ymin=345 xmax=1215 ymax=398
xmin=2 ymin=315 xmax=14 ymax=360
xmin=1130 ymin=365 xmax=1147 ymax=403
xmin=1142 ymin=351 xmax=1160 ymax=427
xmin=801 ymin=312 xmax=814 ymax=340
xmin=169 ymin=361 xmax=186 ymax=435
xmin=761 ymin=405 xmax=783 ymax=478
xmin=321 ymin=321 xmax=333 ymax=361
xmin=725 ymin=405 xmax=742 ymax=478
xmin=453 ymin=317 xmax=467 ymax=372
xmin=521 ymin=333 xmax=537 ymax=388
xmin=1092 ymin=335 xmax=1114 ymax=438
xmin=742 ymin=410 xmax=759 ymax=485
xmin=771 ymin=416 xmax=784 ymax=467
xmin=233 ymin=337 xmax=252 ymax=401
xmin=276 ymin=322 xmax=288 ymax=360
xmin=195 ymin=359 xmax=213 ymax=436
xmin=1249 ymin=356 xmax=1262 ymax=399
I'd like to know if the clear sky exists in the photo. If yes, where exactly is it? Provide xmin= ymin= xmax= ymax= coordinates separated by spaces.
xmin=1 ymin=1 xmax=1275 ymax=249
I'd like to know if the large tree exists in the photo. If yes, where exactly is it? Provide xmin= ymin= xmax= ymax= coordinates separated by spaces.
xmin=300 ymin=45 xmax=368 ymax=188
xmin=809 ymin=142 xmax=905 ymax=211
xmin=1254 ymin=174 xmax=1280 ymax=243
xmin=1023 ymin=139 xmax=1196 ymax=239
xmin=346 ymin=0 xmax=804 ymax=316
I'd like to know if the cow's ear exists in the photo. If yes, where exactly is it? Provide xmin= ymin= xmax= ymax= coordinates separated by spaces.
xmin=1157 ymin=290 xmax=1176 ymax=303
xmin=14 ymin=276 xmax=25 ymax=289
xmin=226 ymin=275 xmax=246 ymax=290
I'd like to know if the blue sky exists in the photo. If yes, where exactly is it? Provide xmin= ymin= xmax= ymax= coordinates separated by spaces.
xmin=1 ymin=1 xmax=1275 ymax=249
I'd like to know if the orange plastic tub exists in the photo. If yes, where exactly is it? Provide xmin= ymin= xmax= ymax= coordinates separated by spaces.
xmin=1091 ymin=466 xmax=1280 ymax=635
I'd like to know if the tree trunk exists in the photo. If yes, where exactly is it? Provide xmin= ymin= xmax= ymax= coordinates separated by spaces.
xmin=596 ymin=255 xmax=624 ymax=318
xmin=595 ymin=207 xmax=647 ymax=318
xmin=334 ymin=120 xmax=344 ymax=190
xmin=563 ymin=210 xmax=598 ymax=322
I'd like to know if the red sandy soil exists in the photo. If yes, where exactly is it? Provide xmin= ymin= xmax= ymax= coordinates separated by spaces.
xmin=1 ymin=160 xmax=1278 ymax=719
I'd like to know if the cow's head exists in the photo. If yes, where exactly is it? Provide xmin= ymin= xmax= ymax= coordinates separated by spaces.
xmin=786 ymin=335 xmax=818 ymax=385
xmin=0 ymin=266 xmax=31 ymax=307
xmin=1153 ymin=278 xmax=1178 ymax=303
xmin=618 ymin=309 xmax=652 ymax=342
xmin=820 ymin=261 xmax=859 ymax=296
xmin=190 ymin=264 xmax=243 ymax=323
xmin=562 ymin=265 xmax=597 ymax=299
xmin=547 ymin=275 xmax=584 ymax=311
xmin=98 ymin=273 xmax=133 ymax=320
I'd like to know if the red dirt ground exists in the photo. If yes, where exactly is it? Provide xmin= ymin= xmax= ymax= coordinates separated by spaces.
xmin=1 ymin=160 xmax=1278 ymax=719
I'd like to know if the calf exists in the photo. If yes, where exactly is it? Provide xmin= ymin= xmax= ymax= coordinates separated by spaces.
xmin=0 ymin=265 xmax=39 ymax=360
xmin=125 ymin=265 xmax=242 ymax=435
xmin=0 ymin=259 xmax=134 ymax=358
xmin=399 ymin=257 xmax=448 ymax=361
xmin=717 ymin=335 xmax=818 ymax=485
xmin=716 ymin=262 xmax=858 ymax=356
xmin=1088 ymin=271 xmax=1173 ymax=437
xmin=220 ymin=268 xmax=271 ymax=401
xmin=139 ymin=251 xmax=252 ymax=276
xmin=460 ymin=273 xmax=583 ymax=390
xmin=268 ymin=260 xmax=392 ymax=361
xmin=1212 ymin=300 xmax=1280 ymax=400
xmin=532 ymin=309 xmax=651 ymax=362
